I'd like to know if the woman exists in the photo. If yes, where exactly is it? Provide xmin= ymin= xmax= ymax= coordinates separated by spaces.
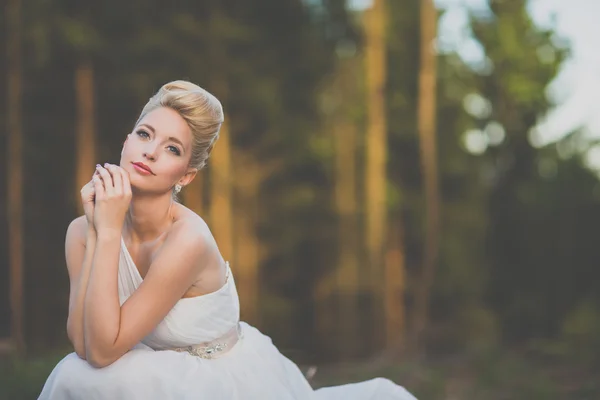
xmin=39 ymin=80 xmax=417 ymax=400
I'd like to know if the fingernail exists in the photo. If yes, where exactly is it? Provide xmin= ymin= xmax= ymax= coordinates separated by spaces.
xmin=96 ymin=164 xmax=101 ymax=168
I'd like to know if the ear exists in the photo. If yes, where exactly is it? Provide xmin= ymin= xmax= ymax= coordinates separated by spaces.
xmin=178 ymin=168 xmax=198 ymax=187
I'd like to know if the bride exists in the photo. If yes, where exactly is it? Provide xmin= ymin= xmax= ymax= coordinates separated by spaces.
xmin=38 ymin=80 xmax=417 ymax=400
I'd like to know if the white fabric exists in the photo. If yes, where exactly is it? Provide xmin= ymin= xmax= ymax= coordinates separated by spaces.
xmin=38 ymin=239 xmax=417 ymax=399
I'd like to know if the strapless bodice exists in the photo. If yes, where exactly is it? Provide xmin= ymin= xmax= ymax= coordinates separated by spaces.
xmin=118 ymin=238 xmax=240 ymax=349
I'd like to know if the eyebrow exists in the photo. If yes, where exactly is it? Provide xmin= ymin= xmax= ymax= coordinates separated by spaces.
xmin=139 ymin=123 xmax=155 ymax=133
xmin=168 ymin=136 xmax=185 ymax=148
xmin=138 ymin=123 xmax=185 ymax=151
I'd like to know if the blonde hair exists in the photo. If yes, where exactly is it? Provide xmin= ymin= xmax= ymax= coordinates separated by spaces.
xmin=136 ymin=80 xmax=224 ymax=170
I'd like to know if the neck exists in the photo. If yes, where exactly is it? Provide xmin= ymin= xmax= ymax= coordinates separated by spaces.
xmin=124 ymin=192 xmax=175 ymax=243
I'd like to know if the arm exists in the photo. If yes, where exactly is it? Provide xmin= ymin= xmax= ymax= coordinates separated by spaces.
xmin=83 ymin=164 xmax=206 ymax=367
xmin=66 ymin=177 xmax=98 ymax=358
xmin=84 ymin=223 xmax=206 ymax=367
xmin=65 ymin=216 xmax=96 ymax=358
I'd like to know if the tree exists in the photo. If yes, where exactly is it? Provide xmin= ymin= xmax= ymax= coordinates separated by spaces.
xmin=74 ymin=58 xmax=96 ymax=214
xmin=207 ymin=8 xmax=234 ymax=268
xmin=384 ymin=0 xmax=494 ymax=352
xmin=412 ymin=0 xmax=440 ymax=347
xmin=471 ymin=0 xmax=567 ymax=342
xmin=363 ymin=0 xmax=389 ymax=348
xmin=313 ymin=45 xmax=364 ymax=358
xmin=181 ymin=174 xmax=204 ymax=215
xmin=209 ymin=119 xmax=233 ymax=273
xmin=6 ymin=0 xmax=25 ymax=355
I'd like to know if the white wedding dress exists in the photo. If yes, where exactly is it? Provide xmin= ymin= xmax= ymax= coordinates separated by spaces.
xmin=38 ymin=238 xmax=417 ymax=399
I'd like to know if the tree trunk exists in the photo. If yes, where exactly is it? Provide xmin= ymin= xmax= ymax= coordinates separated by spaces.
xmin=333 ymin=56 xmax=361 ymax=358
xmin=6 ymin=0 xmax=25 ymax=355
xmin=363 ymin=0 xmax=388 ymax=347
xmin=233 ymin=154 xmax=261 ymax=324
xmin=412 ymin=0 xmax=440 ymax=346
xmin=384 ymin=216 xmax=406 ymax=351
xmin=207 ymin=5 xmax=233 ymax=263
xmin=181 ymin=173 xmax=204 ymax=215
xmin=209 ymin=120 xmax=233 ymax=262
xmin=74 ymin=58 xmax=96 ymax=214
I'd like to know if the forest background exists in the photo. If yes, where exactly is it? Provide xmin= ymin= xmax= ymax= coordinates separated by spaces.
xmin=2 ymin=0 xmax=600 ymax=398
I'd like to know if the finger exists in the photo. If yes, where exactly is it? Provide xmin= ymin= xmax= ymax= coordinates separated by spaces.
xmin=97 ymin=164 xmax=114 ymax=196
xmin=119 ymin=166 xmax=132 ymax=196
xmin=88 ymin=180 xmax=96 ymax=198
xmin=81 ymin=180 xmax=91 ymax=193
xmin=92 ymin=174 xmax=105 ymax=199
xmin=96 ymin=165 xmax=107 ymax=191
xmin=94 ymin=165 xmax=105 ymax=189
xmin=106 ymin=164 xmax=123 ymax=196
xmin=81 ymin=182 xmax=95 ymax=199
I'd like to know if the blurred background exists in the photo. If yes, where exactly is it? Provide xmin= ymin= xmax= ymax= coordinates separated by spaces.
xmin=2 ymin=0 xmax=600 ymax=398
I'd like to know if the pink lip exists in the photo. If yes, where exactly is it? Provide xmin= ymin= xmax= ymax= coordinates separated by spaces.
xmin=132 ymin=162 xmax=154 ymax=175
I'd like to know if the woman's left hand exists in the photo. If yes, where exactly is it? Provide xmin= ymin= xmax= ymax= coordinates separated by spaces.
xmin=93 ymin=163 xmax=132 ymax=235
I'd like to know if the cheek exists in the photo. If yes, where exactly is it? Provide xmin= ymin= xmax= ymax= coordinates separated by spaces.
xmin=174 ymin=162 xmax=190 ymax=178
xmin=120 ymin=144 xmax=130 ymax=160
xmin=121 ymin=137 xmax=137 ymax=156
xmin=159 ymin=158 xmax=188 ymax=179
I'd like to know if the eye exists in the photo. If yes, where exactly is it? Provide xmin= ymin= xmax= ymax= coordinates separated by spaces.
xmin=136 ymin=129 xmax=150 ymax=139
xmin=168 ymin=145 xmax=181 ymax=156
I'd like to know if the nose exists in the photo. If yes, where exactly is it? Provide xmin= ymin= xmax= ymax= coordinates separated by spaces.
xmin=143 ymin=144 xmax=157 ymax=161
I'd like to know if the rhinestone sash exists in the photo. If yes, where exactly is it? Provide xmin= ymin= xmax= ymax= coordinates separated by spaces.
xmin=171 ymin=323 xmax=243 ymax=359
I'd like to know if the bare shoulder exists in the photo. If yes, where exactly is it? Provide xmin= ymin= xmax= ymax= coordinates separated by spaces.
xmin=65 ymin=215 xmax=89 ymax=247
xmin=166 ymin=204 xmax=216 ymax=254
xmin=164 ymin=204 xmax=224 ymax=289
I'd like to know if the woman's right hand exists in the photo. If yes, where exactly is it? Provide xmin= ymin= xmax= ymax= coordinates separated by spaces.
xmin=81 ymin=173 xmax=97 ymax=229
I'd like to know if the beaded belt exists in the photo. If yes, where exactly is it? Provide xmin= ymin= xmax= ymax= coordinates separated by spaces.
xmin=171 ymin=323 xmax=243 ymax=359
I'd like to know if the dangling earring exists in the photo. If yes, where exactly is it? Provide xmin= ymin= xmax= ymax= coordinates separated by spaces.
xmin=174 ymin=184 xmax=182 ymax=194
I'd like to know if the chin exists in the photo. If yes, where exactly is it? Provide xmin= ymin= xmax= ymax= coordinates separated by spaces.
xmin=128 ymin=176 xmax=150 ymax=191
xmin=130 ymin=181 xmax=170 ymax=197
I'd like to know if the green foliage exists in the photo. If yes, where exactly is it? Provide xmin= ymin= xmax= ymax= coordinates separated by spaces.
xmin=311 ymin=349 xmax=599 ymax=399
xmin=466 ymin=0 xmax=600 ymax=347
xmin=0 ymin=351 xmax=68 ymax=400
xmin=4 ymin=3 xmax=600 ymax=397
xmin=386 ymin=0 xmax=493 ymax=351
xmin=560 ymin=299 xmax=600 ymax=364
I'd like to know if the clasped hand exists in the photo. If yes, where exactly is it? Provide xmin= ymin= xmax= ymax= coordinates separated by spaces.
xmin=92 ymin=163 xmax=132 ymax=234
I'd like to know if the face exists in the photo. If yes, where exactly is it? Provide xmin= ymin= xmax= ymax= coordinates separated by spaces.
xmin=120 ymin=107 xmax=197 ymax=195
